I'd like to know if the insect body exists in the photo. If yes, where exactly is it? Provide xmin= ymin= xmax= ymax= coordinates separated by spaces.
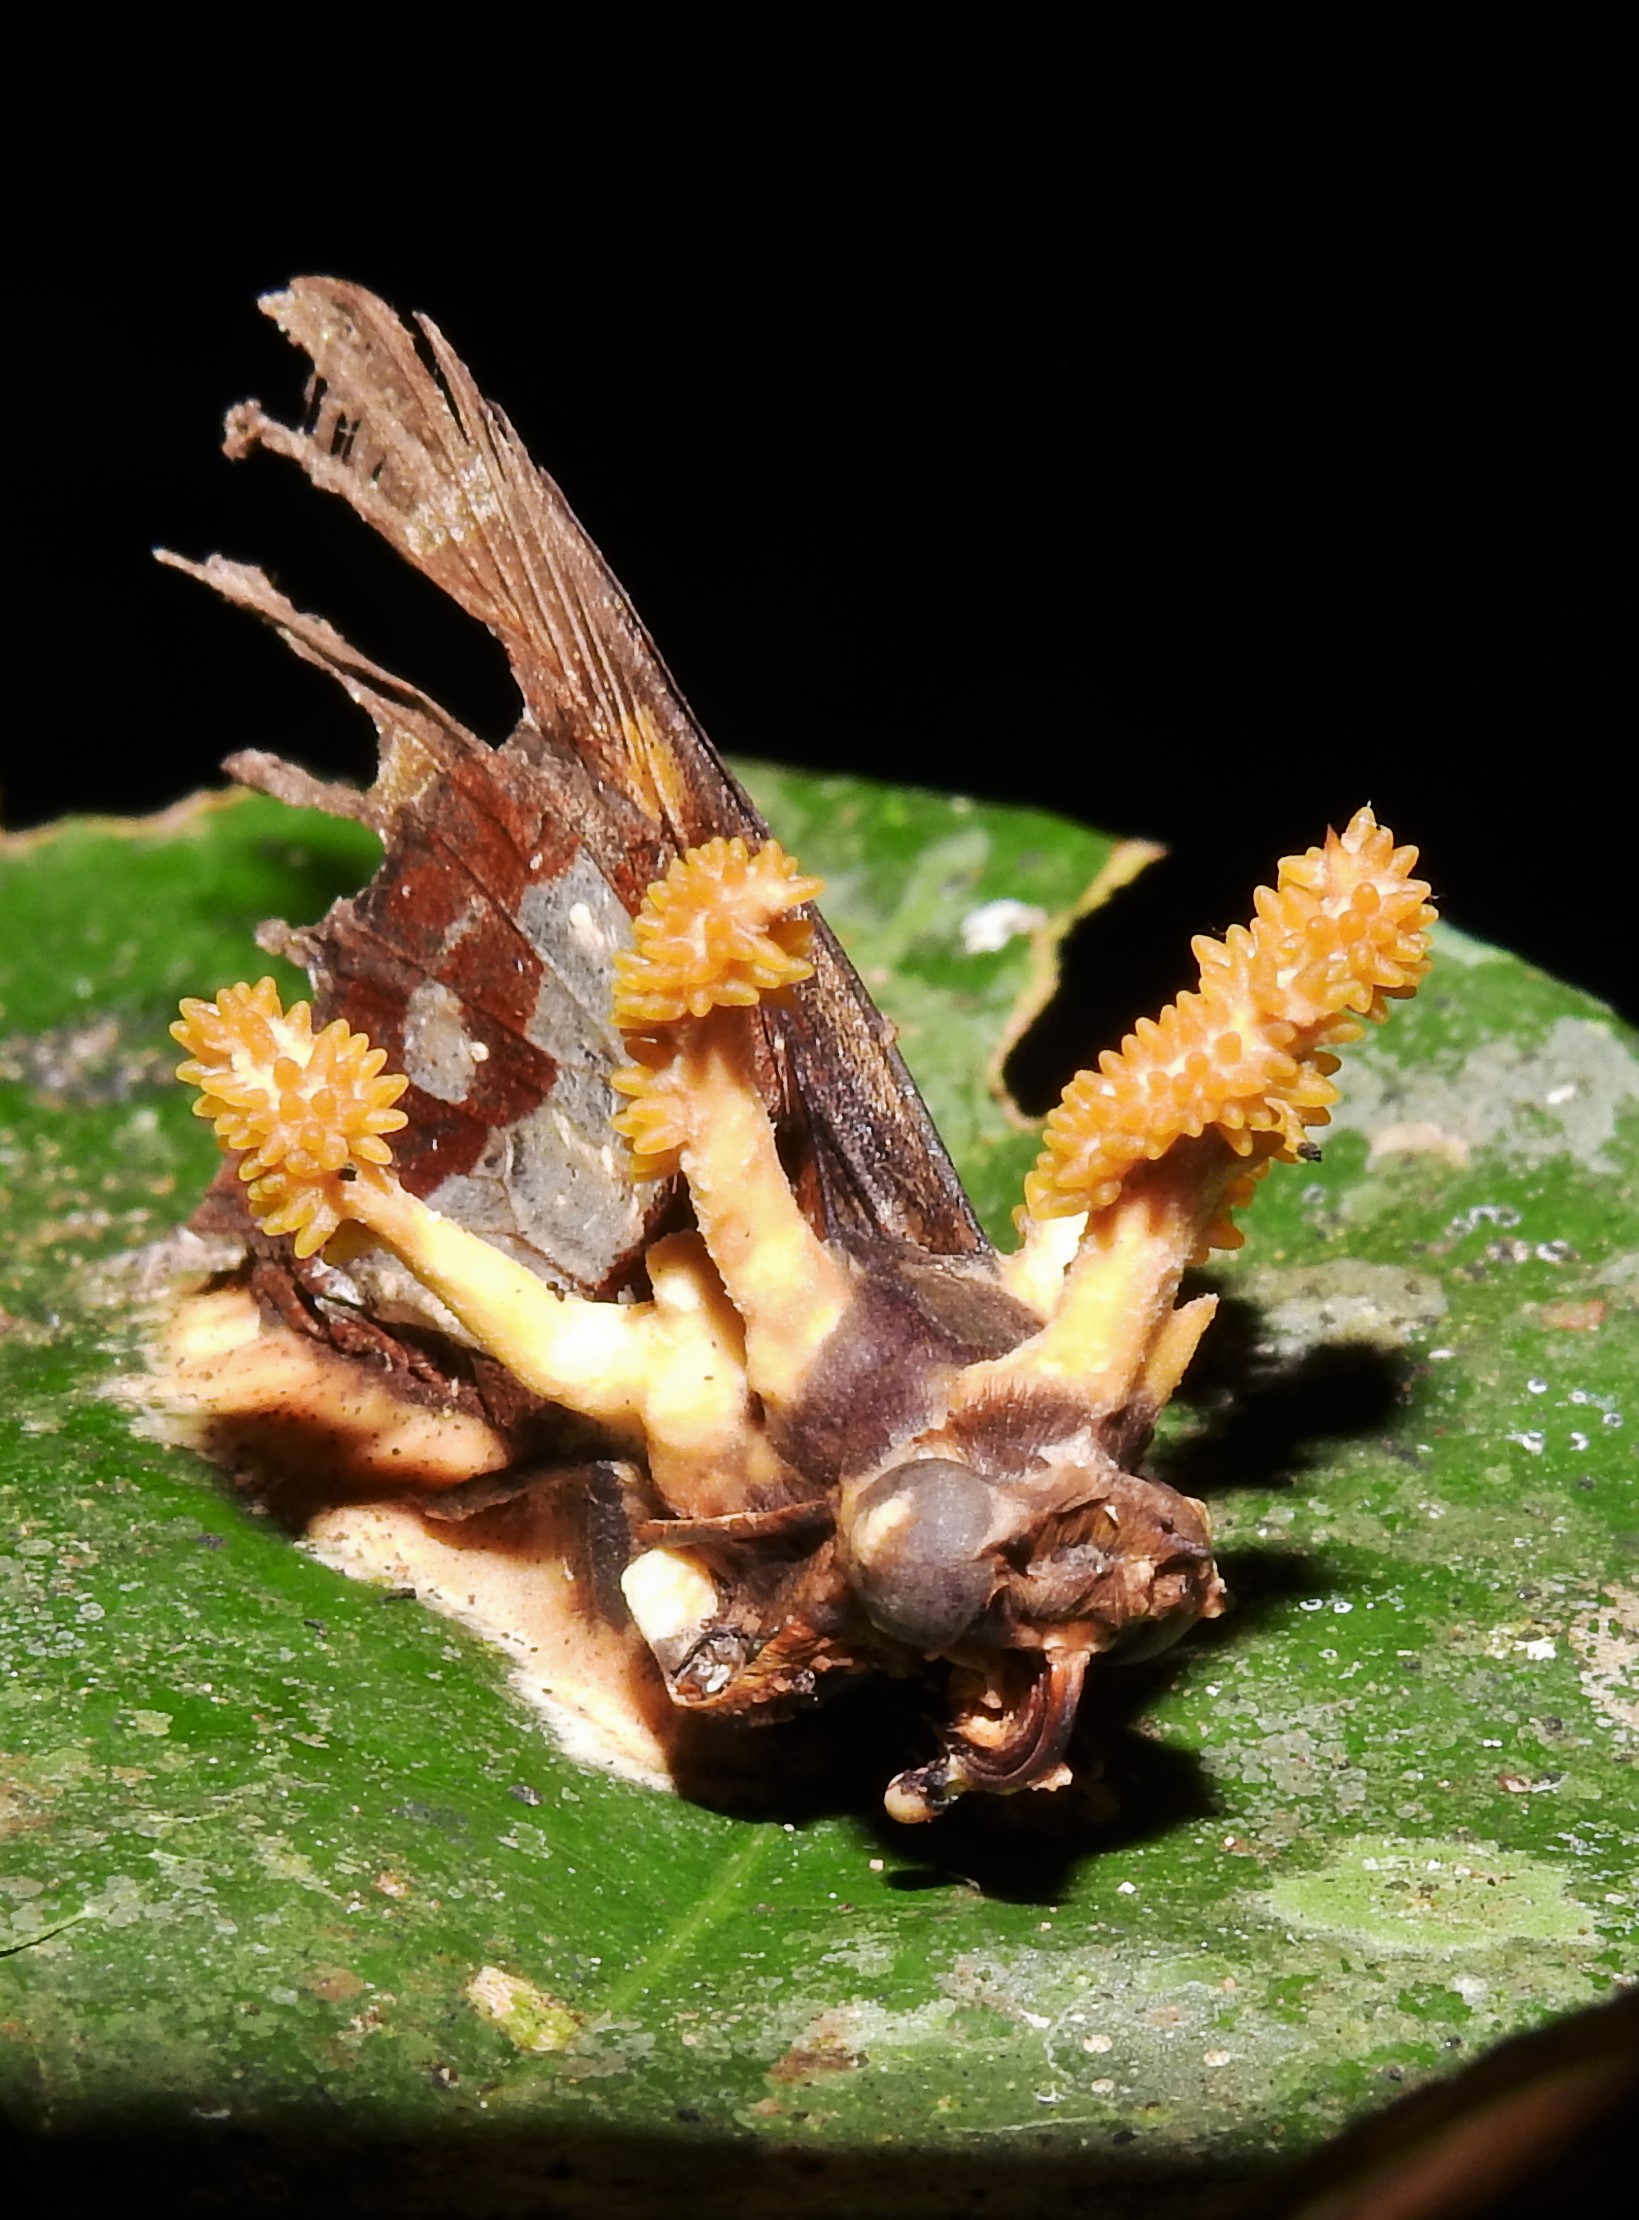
xmin=167 ymin=282 xmax=1435 ymax=1819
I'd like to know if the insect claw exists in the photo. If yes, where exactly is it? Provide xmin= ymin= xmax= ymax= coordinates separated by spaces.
xmin=883 ymin=1755 xmax=960 ymax=1825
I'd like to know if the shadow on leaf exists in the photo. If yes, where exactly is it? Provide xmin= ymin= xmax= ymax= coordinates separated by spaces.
xmin=1153 ymin=1291 xmax=1413 ymax=1497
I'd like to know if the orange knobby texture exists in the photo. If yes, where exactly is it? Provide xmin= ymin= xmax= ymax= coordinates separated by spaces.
xmin=1025 ymin=807 xmax=1436 ymax=1242
xmin=610 ymin=837 xmax=822 ymax=1030
xmin=172 ymin=978 xmax=409 ymax=1257
xmin=610 ymin=838 xmax=824 ymax=1166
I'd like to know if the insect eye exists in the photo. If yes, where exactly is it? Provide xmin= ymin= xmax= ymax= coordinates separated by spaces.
xmin=844 ymin=1458 xmax=996 ymax=1653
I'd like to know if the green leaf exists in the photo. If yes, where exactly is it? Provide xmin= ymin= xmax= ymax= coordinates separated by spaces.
xmin=2 ymin=778 xmax=1634 ymax=2213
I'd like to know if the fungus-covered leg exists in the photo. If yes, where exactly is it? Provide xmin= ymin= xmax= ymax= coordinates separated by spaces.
xmin=1002 ymin=1154 xmax=1225 ymax=1413
xmin=611 ymin=838 xmax=852 ymax=1407
xmin=173 ymin=981 xmax=661 ymax=1430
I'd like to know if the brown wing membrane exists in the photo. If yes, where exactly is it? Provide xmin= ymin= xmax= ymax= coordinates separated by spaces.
xmin=156 ymin=553 xmax=674 ymax=1297
xmin=175 ymin=277 xmax=984 ymax=1256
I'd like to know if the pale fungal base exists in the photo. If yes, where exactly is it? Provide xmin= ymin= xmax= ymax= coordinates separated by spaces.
xmin=157 ymin=1281 xmax=511 ymax=1490
xmin=143 ymin=1277 xmax=775 ymax=1799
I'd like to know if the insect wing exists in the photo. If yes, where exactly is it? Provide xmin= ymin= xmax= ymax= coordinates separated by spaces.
xmin=172 ymin=279 xmax=983 ymax=1271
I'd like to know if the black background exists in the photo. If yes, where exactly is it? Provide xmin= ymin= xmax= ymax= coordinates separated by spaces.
xmin=14 ymin=11 xmax=1633 ymax=1035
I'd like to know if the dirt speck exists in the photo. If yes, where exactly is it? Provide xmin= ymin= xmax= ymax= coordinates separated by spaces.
xmin=465 ymin=1964 xmax=584 ymax=2054
xmin=1570 ymin=1586 xmax=1639 ymax=1733
xmin=306 ymin=1965 xmax=365 ymax=2004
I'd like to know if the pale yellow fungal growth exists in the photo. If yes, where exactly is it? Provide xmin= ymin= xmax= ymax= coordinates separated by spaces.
xmin=172 ymin=979 xmax=409 ymax=1257
xmin=611 ymin=836 xmax=822 ymax=1028
xmin=612 ymin=838 xmax=849 ymax=1405
xmin=1024 ymin=806 xmax=1435 ymax=1240
xmin=174 ymin=983 xmax=667 ymax=1432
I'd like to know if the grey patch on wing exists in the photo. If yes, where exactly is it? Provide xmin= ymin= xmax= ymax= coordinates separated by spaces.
xmin=517 ymin=852 xmax=636 ymax=1071
xmin=403 ymin=976 xmax=488 ymax=1106
xmin=426 ymin=1084 xmax=649 ymax=1294
xmin=403 ymin=854 xmax=655 ymax=1292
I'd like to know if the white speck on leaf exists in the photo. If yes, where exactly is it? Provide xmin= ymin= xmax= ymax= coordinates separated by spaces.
xmin=958 ymin=898 xmax=1048 ymax=955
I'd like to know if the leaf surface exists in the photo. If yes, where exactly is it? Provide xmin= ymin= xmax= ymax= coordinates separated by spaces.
xmin=1 ymin=780 xmax=1634 ymax=2213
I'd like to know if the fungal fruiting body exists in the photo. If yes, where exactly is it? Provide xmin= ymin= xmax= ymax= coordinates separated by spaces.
xmin=994 ymin=806 xmax=1436 ymax=1430
xmin=175 ymin=809 xmax=1434 ymax=1820
xmin=174 ymin=979 xmax=410 ymax=1257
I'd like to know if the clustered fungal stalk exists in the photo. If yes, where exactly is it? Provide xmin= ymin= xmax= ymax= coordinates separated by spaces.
xmin=173 ymin=979 xmax=409 ymax=1257
xmin=983 ymin=806 xmax=1437 ymax=1444
xmin=1023 ymin=806 xmax=1435 ymax=1243
xmin=610 ymin=837 xmax=823 ymax=1174
xmin=611 ymin=836 xmax=823 ymax=1028
xmin=175 ymin=807 xmax=1434 ymax=1820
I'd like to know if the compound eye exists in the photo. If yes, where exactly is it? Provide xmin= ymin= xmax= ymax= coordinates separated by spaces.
xmin=845 ymin=1458 xmax=996 ymax=1653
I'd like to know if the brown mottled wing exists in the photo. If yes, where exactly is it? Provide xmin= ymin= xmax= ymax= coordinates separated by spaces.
xmin=156 ymin=551 xmax=674 ymax=1296
xmin=173 ymin=277 xmax=983 ymax=1261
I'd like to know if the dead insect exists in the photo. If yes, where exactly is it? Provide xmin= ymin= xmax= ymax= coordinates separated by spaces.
xmin=161 ymin=281 xmax=1435 ymax=1821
